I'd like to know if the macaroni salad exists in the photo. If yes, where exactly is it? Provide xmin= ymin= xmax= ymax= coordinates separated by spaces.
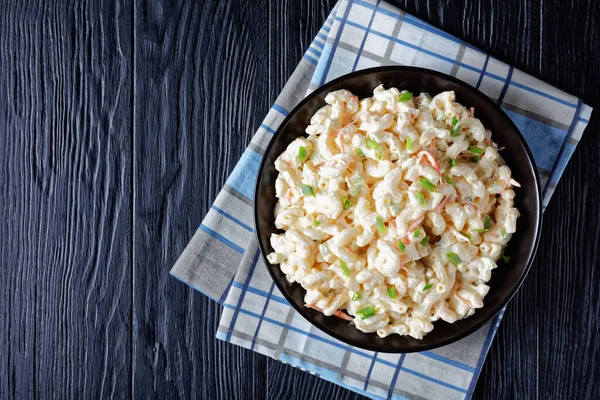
xmin=267 ymin=85 xmax=520 ymax=339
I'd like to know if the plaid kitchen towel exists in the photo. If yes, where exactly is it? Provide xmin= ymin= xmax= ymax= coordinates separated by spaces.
xmin=171 ymin=0 xmax=593 ymax=399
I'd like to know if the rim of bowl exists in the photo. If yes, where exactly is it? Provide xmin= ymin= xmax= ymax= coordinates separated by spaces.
xmin=254 ymin=66 xmax=543 ymax=353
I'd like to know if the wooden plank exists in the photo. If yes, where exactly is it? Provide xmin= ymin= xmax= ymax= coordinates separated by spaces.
xmin=0 ymin=0 xmax=133 ymax=398
xmin=0 ymin=0 xmax=597 ymax=398
xmin=132 ymin=0 xmax=270 ymax=397
xmin=528 ymin=116 xmax=599 ymax=399
xmin=472 ymin=0 xmax=600 ymax=397
xmin=535 ymin=0 xmax=600 ymax=100
xmin=267 ymin=0 xmax=338 ymax=101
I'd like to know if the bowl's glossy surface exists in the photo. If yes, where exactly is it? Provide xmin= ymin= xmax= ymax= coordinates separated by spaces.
xmin=254 ymin=66 xmax=542 ymax=353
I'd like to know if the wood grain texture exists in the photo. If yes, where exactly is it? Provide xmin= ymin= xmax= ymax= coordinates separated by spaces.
xmin=0 ymin=0 xmax=599 ymax=399
xmin=132 ymin=0 xmax=269 ymax=398
xmin=0 ymin=0 xmax=133 ymax=398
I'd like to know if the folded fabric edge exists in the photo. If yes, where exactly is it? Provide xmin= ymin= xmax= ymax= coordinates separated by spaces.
xmin=170 ymin=221 xmax=245 ymax=303
xmin=541 ymin=103 xmax=594 ymax=208
xmin=169 ymin=3 xmax=342 ymax=303
xmin=169 ymin=270 xmax=222 ymax=303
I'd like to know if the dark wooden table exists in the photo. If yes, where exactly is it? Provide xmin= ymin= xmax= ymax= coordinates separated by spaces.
xmin=1 ymin=0 xmax=598 ymax=398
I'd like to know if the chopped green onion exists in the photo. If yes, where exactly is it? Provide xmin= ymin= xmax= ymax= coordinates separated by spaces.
xmin=366 ymin=138 xmax=382 ymax=156
xmin=468 ymin=146 xmax=484 ymax=154
xmin=416 ymin=192 xmax=425 ymax=206
xmin=298 ymin=146 xmax=308 ymax=162
xmin=483 ymin=215 xmax=492 ymax=229
xmin=413 ymin=228 xmax=421 ymax=238
xmin=339 ymin=259 xmax=350 ymax=277
xmin=471 ymin=228 xmax=488 ymax=233
xmin=470 ymin=156 xmax=480 ymax=162
xmin=343 ymin=196 xmax=352 ymax=210
xmin=460 ymin=232 xmax=472 ymax=240
xmin=420 ymin=235 xmax=430 ymax=246
xmin=355 ymin=148 xmax=365 ymax=157
xmin=376 ymin=216 xmax=387 ymax=235
xmin=388 ymin=286 xmax=397 ymax=299
xmin=500 ymin=252 xmax=510 ymax=264
xmin=397 ymin=240 xmax=406 ymax=253
xmin=419 ymin=177 xmax=436 ymax=192
xmin=484 ymin=215 xmax=491 ymax=230
xmin=446 ymin=252 xmax=462 ymax=265
xmin=356 ymin=305 xmax=377 ymax=319
xmin=406 ymin=136 xmax=413 ymax=151
xmin=446 ymin=175 xmax=456 ymax=185
xmin=352 ymin=292 xmax=361 ymax=301
xmin=422 ymin=283 xmax=434 ymax=291
xmin=299 ymin=184 xmax=316 ymax=197
xmin=466 ymin=196 xmax=474 ymax=203
xmin=398 ymin=92 xmax=413 ymax=102
xmin=451 ymin=117 xmax=460 ymax=137
xmin=313 ymin=219 xmax=321 ymax=228
xmin=448 ymin=158 xmax=457 ymax=167
xmin=501 ymin=228 xmax=507 ymax=237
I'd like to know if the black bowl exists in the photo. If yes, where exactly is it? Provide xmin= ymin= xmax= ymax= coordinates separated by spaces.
xmin=254 ymin=66 xmax=542 ymax=353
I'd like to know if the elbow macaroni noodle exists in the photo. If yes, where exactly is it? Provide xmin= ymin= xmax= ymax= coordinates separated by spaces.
xmin=267 ymin=86 xmax=520 ymax=339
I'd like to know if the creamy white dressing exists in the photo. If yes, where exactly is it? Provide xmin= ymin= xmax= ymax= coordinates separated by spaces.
xmin=267 ymin=86 xmax=520 ymax=339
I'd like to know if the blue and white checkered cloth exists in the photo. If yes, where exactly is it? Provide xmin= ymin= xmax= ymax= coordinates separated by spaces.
xmin=171 ymin=1 xmax=593 ymax=398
